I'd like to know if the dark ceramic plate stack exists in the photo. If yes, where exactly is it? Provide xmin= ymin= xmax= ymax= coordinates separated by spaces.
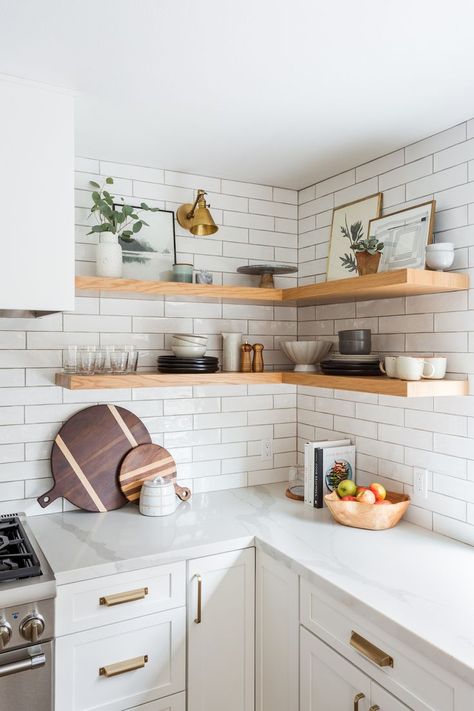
xmin=157 ymin=355 xmax=219 ymax=374
xmin=320 ymin=353 xmax=381 ymax=377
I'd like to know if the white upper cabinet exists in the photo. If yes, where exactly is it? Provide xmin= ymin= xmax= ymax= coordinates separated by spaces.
xmin=0 ymin=74 xmax=74 ymax=313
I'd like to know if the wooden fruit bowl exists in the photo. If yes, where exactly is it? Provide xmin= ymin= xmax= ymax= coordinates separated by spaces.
xmin=325 ymin=490 xmax=410 ymax=531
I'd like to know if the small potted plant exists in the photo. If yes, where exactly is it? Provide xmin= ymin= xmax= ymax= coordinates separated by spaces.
xmin=88 ymin=178 xmax=161 ymax=278
xmin=339 ymin=219 xmax=384 ymax=276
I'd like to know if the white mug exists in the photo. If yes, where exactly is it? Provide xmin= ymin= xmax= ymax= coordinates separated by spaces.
xmin=422 ymin=357 xmax=447 ymax=380
xmin=395 ymin=356 xmax=434 ymax=381
xmin=379 ymin=356 xmax=398 ymax=378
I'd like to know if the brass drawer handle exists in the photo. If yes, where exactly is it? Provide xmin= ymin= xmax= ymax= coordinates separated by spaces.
xmin=369 ymin=706 xmax=380 ymax=711
xmin=99 ymin=654 xmax=148 ymax=678
xmin=99 ymin=587 xmax=148 ymax=607
xmin=194 ymin=575 xmax=202 ymax=624
xmin=353 ymin=692 xmax=365 ymax=710
xmin=350 ymin=630 xmax=393 ymax=668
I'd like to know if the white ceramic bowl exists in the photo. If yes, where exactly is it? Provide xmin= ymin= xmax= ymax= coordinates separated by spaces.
xmin=171 ymin=345 xmax=207 ymax=358
xmin=172 ymin=333 xmax=208 ymax=346
xmin=426 ymin=248 xmax=454 ymax=271
xmin=279 ymin=340 xmax=333 ymax=371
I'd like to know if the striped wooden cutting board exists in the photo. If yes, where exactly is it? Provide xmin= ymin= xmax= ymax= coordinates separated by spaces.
xmin=38 ymin=404 xmax=151 ymax=512
xmin=119 ymin=443 xmax=190 ymax=503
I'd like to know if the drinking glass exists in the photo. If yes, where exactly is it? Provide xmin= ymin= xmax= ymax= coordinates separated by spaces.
xmin=110 ymin=350 xmax=129 ymax=374
xmin=63 ymin=346 xmax=79 ymax=374
xmin=78 ymin=349 xmax=96 ymax=375
xmin=94 ymin=349 xmax=107 ymax=373
xmin=121 ymin=345 xmax=139 ymax=372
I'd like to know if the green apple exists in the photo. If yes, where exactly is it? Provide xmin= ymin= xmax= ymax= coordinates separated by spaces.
xmin=337 ymin=479 xmax=357 ymax=498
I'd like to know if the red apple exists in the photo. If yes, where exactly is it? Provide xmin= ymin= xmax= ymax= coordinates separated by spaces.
xmin=341 ymin=495 xmax=357 ymax=501
xmin=375 ymin=500 xmax=392 ymax=505
xmin=356 ymin=486 xmax=368 ymax=494
xmin=369 ymin=482 xmax=386 ymax=501
xmin=356 ymin=488 xmax=376 ymax=504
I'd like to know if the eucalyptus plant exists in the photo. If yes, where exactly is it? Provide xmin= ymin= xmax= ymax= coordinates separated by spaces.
xmin=87 ymin=177 xmax=161 ymax=242
xmin=339 ymin=216 xmax=384 ymax=272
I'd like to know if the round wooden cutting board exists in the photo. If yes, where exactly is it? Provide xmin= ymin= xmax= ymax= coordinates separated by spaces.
xmin=119 ymin=443 xmax=191 ymax=503
xmin=37 ymin=404 xmax=151 ymax=512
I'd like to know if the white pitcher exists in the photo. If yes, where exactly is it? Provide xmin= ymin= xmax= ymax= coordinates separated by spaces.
xmin=221 ymin=332 xmax=242 ymax=371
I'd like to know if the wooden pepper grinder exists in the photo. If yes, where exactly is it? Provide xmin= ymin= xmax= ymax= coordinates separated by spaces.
xmin=252 ymin=343 xmax=264 ymax=372
xmin=240 ymin=341 xmax=253 ymax=372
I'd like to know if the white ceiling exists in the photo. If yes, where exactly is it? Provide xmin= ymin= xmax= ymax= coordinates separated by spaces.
xmin=1 ymin=0 xmax=474 ymax=189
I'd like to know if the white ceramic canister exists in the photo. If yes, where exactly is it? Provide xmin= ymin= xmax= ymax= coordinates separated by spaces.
xmin=139 ymin=476 xmax=178 ymax=517
xmin=221 ymin=332 xmax=242 ymax=372
xmin=96 ymin=233 xmax=123 ymax=278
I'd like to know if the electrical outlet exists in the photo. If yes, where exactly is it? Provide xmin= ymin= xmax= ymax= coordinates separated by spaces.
xmin=413 ymin=467 xmax=429 ymax=502
xmin=261 ymin=439 xmax=273 ymax=461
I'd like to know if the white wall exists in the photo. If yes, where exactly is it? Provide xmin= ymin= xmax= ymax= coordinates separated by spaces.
xmin=0 ymin=158 xmax=298 ymax=515
xmin=297 ymin=120 xmax=474 ymax=546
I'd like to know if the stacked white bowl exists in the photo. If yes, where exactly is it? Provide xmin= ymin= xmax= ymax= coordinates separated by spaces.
xmin=171 ymin=333 xmax=208 ymax=358
xmin=425 ymin=242 xmax=454 ymax=271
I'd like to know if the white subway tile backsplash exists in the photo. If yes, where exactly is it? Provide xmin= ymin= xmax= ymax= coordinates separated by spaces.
xmin=356 ymin=150 xmax=404 ymax=182
xmin=406 ymin=163 xmax=467 ymax=201
xmin=379 ymin=156 xmax=432 ymax=191
xmin=405 ymin=124 xmax=466 ymax=162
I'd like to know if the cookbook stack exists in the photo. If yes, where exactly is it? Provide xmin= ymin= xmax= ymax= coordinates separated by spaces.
xmin=304 ymin=438 xmax=356 ymax=509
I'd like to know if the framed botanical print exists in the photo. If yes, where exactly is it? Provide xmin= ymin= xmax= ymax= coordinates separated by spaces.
xmin=368 ymin=200 xmax=435 ymax=272
xmin=113 ymin=204 xmax=177 ymax=280
xmin=326 ymin=193 xmax=382 ymax=281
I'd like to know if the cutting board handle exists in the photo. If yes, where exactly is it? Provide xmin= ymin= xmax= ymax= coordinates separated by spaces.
xmin=37 ymin=485 xmax=61 ymax=508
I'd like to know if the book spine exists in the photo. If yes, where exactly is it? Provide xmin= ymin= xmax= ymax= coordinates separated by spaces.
xmin=314 ymin=448 xmax=324 ymax=509
xmin=304 ymin=442 xmax=314 ymax=506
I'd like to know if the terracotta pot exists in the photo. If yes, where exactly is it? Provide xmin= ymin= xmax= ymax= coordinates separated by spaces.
xmin=355 ymin=251 xmax=381 ymax=276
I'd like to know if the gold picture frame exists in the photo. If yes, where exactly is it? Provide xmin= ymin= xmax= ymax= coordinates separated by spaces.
xmin=326 ymin=193 xmax=383 ymax=281
xmin=368 ymin=200 xmax=436 ymax=272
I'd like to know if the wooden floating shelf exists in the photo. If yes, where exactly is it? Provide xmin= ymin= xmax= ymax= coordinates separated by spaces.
xmin=75 ymin=269 xmax=468 ymax=306
xmin=55 ymin=371 xmax=469 ymax=397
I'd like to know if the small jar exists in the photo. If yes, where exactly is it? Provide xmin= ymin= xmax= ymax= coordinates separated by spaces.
xmin=172 ymin=263 xmax=193 ymax=283
xmin=139 ymin=476 xmax=178 ymax=517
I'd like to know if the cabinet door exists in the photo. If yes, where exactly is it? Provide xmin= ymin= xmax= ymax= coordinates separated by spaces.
xmin=188 ymin=548 xmax=255 ymax=711
xmin=55 ymin=608 xmax=186 ymax=711
xmin=124 ymin=691 xmax=186 ymax=710
xmin=370 ymin=682 xmax=411 ymax=710
xmin=0 ymin=74 xmax=74 ymax=312
xmin=300 ymin=626 xmax=370 ymax=711
xmin=256 ymin=549 xmax=299 ymax=711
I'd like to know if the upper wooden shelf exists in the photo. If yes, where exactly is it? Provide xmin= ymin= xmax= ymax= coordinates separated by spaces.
xmin=55 ymin=371 xmax=469 ymax=397
xmin=76 ymin=269 xmax=468 ymax=306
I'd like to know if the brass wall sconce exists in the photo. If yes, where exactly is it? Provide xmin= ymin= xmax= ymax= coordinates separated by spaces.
xmin=176 ymin=189 xmax=218 ymax=237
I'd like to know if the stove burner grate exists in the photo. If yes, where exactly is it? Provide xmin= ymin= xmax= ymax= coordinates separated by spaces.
xmin=0 ymin=515 xmax=42 ymax=582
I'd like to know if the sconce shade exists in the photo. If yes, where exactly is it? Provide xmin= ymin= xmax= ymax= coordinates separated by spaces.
xmin=190 ymin=205 xmax=218 ymax=236
xmin=176 ymin=189 xmax=219 ymax=236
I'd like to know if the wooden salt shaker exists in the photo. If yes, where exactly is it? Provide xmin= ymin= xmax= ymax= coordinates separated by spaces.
xmin=240 ymin=342 xmax=253 ymax=372
xmin=252 ymin=343 xmax=264 ymax=372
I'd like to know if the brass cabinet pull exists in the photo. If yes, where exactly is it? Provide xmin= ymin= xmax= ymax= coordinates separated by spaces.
xmin=353 ymin=692 xmax=365 ymax=710
xmin=194 ymin=575 xmax=202 ymax=624
xmin=350 ymin=631 xmax=394 ymax=668
xmin=99 ymin=587 xmax=148 ymax=607
xmin=369 ymin=706 xmax=380 ymax=711
xmin=99 ymin=654 xmax=148 ymax=677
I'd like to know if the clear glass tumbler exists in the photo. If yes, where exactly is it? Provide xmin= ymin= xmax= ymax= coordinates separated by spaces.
xmin=78 ymin=349 xmax=96 ymax=375
xmin=110 ymin=350 xmax=129 ymax=374
xmin=94 ymin=349 xmax=107 ymax=373
xmin=63 ymin=346 xmax=79 ymax=373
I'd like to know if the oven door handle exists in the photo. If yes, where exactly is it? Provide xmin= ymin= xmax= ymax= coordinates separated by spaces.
xmin=0 ymin=651 xmax=46 ymax=678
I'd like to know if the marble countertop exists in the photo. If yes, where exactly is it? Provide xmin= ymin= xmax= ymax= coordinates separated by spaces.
xmin=29 ymin=483 xmax=474 ymax=684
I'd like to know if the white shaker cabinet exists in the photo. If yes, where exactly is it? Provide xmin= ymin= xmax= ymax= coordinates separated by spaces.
xmin=256 ymin=550 xmax=299 ymax=711
xmin=0 ymin=74 xmax=74 ymax=314
xmin=187 ymin=548 xmax=255 ymax=711
xmin=300 ymin=628 xmax=409 ymax=711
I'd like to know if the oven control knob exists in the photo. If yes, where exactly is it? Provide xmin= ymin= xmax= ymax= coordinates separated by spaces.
xmin=20 ymin=613 xmax=45 ymax=643
xmin=0 ymin=619 xmax=12 ymax=649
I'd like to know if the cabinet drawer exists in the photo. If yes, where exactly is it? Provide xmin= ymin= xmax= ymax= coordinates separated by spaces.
xmin=55 ymin=607 xmax=186 ymax=711
xmin=300 ymin=577 xmax=454 ymax=711
xmin=56 ymin=562 xmax=185 ymax=635
xmin=125 ymin=691 xmax=186 ymax=710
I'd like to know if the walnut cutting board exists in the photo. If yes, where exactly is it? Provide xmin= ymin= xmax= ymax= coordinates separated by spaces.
xmin=119 ymin=443 xmax=191 ymax=503
xmin=38 ymin=405 xmax=151 ymax=512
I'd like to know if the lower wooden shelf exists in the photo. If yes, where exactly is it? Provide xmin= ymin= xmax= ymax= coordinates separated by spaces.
xmin=55 ymin=371 xmax=469 ymax=397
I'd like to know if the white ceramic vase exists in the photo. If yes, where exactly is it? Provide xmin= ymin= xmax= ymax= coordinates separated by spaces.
xmin=96 ymin=234 xmax=123 ymax=278
xmin=222 ymin=332 xmax=242 ymax=371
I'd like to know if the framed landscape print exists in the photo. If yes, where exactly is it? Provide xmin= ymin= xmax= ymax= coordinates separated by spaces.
xmin=326 ymin=193 xmax=382 ymax=281
xmin=114 ymin=204 xmax=176 ymax=280
xmin=368 ymin=200 xmax=435 ymax=272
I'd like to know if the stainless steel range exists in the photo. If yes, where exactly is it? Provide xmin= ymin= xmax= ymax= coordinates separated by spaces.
xmin=0 ymin=513 xmax=55 ymax=711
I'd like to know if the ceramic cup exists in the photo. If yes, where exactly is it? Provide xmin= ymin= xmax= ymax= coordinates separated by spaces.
xmin=379 ymin=356 xmax=398 ymax=378
xmin=172 ymin=263 xmax=193 ymax=283
xmin=395 ymin=356 xmax=435 ymax=381
xmin=422 ymin=357 xmax=447 ymax=379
